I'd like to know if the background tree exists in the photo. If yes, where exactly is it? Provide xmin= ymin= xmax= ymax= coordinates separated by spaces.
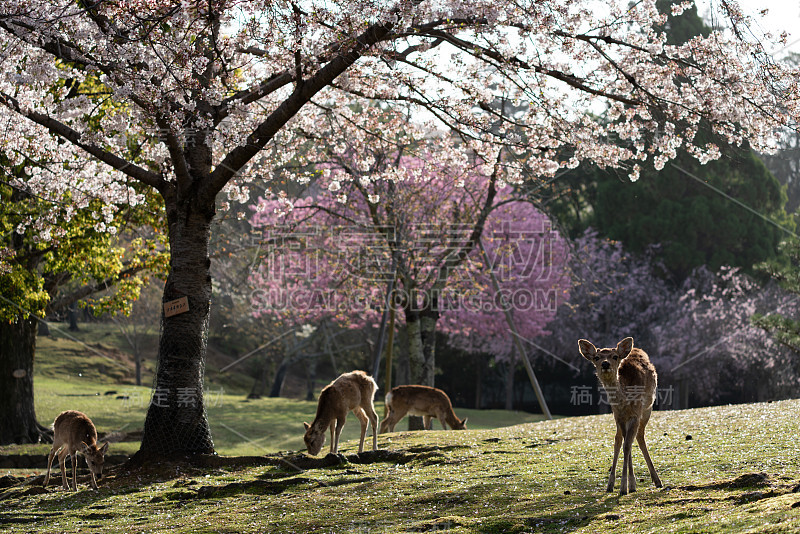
xmin=0 ymin=160 xmax=165 ymax=444
xmin=249 ymin=115 xmax=562 ymax=388
xmin=544 ymin=1 xmax=793 ymax=280
xmin=655 ymin=266 xmax=800 ymax=406
xmin=754 ymin=237 xmax=800 ymax=357
xmin=1 ymin=0 xmax=795 ymax=458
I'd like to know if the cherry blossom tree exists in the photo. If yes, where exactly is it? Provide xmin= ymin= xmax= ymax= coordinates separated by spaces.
xmin=1 ymin=0 xmax=797 ymax=458
xmin=653 ymin=266 xmax=800 ymax=406
xmin=0 ymin=168 xmax=165 ymax=444
xmin=439 ymin=200 xmax=571 ymax=359
xmin=249 ymin=119 xmax=571 ymax=389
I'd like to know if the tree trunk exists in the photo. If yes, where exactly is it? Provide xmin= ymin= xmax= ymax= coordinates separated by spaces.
xmin=135 ymin=204 xmax=215 ymax=460
xmin=134 ymin=348 xmax=142 ymax=387
xmin=406 ymin=314 xmax=425 ymax=385
xmin=0 ymin=317 xmax=51 ymax=444
xmin=419 ymin=312 xmax=437 ymax=387
xmin=38 ymin=320 xmax=50 ymax=336
xmin=269 ymin=356 xmax=292 ymax=398
xmin=248 ymin=356 xmax=271 ymax=399
xmin=504 ymin=360 xmax=515 ymax=411
xmin=67 ymin=301 xmax=79 ymax=331
xmin=404 ymin=308 xmax=439 ymax=430
xmin=306 ymin=357 xmax=317 ymax=401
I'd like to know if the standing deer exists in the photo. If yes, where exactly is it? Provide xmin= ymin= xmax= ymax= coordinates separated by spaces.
xmin=303 ymin=370 xmax=379 ymax=456
xmin=379 ymin=385 xmax=467 ymax=433
xmin=578 ymin=337 xmax=663 ymax=495
xmin=43 ymin=410 xmax=109 ymax=491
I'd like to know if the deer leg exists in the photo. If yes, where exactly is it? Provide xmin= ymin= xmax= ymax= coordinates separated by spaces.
xmin=58 ymin=449 xmax=69 ymax=490
xmin=43 ymin=446 xmax=59 ymax=488
xmin=89 ymin=460 xmax=99 ymax=490
xmin=607 ymin=425 xmax=623 ymax=492
xmin=333 ymin=415 xmax=346 ymax=454
xmin=70 ymin=451 xmax=79 ymax=491
xmin=364 ymin=403 xmax=379 ymax=451
xmin=620 ymin=417 xmax=639 ymax=495
xmin=637 ymin=427 xmax=662 ymax=488
xmin=380 ymin=408 xmax=402 ymax=433
xmin=354 ymin=408 xmax=368 ymax=453
xmin=328 ymin=421 xmax=336 ymax=454
xmin=436 ymin=410 xmax=448 ymax=430
xmin=423 ymin=415 xmax=432 ymax=430
xmin=379 ymin=411 xmax=391 ymax=434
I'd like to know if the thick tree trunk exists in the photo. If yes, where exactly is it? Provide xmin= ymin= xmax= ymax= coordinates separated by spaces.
xmin=0 ymin=317 xmax=51 ymax=444
xmin=406 ymin=314 xmax=425 ymax=385
xmin=135 ymin=204 xmax=215 ymax=459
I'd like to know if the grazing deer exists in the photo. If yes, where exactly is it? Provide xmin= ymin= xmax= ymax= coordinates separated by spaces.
xmin=379 ymin=385 xmax=467 ymax=433
xmin=303 ymin=370 xmax=379 ymax=456
xmin=578 ymin=337 xmax=663 ymax=495
xmin=43 ymin=410 xmax=109 ymax=491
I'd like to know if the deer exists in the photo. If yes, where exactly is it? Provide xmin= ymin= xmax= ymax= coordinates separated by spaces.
xmin=43 ymin=410 xmax=109 ymax=491
xmin=578 ymin=337 xmax=663 ymax=495
xmin=303 ymin=370 xmax=379 ymax=456
xmin=379 ymin=385 xmax=467 ymax=433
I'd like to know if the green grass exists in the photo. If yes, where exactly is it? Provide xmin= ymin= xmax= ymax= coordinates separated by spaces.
xmin=2 ymin=375 xmax=543 ymax=459
xmin=2 ymin=400 xmax=799 ymax=533
xmin=2 ymin=327 xmax=798 ymax=533
xmin=8 ymin=328 xmax=542 ymax=460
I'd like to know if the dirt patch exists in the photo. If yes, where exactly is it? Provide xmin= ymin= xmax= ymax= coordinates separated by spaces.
xmin=0 ymin=453 xmax=129 ymax=469
xmin=196 ymin=476 xmax=312 ymax=498
xmin=682 ymin=472 xmax=771 ymax=491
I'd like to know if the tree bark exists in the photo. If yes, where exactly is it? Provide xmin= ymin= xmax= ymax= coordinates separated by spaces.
xmin=269 ymin=356 xmax=292 ymax=398
xmin=404 ymin=308 xmax=439 ymax=430
xmin=504 ymin=361 xmax=515 ymax=411
xmin=0 ymin=317 xmax=51 ymax=444
xmin=135 ymin=202 xmax=215 ymax=459
xmin=248 ymin=355 xmax=271 ymax=399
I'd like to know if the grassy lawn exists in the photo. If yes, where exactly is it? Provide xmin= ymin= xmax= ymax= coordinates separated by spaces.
xmin=2 ymin=328 xmax=798 ymax=533
xmin=1 ymin=376 xmax=544 ymax=459
xmin=1 ymin=400 xmax=798 ymax=533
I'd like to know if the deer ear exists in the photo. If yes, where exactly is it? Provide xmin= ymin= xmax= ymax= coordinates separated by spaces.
xmin=80 ymin=441 xmax=90 ymax=453
xmin=100 ymin=442 xmax=109 ymax=454
xmin=617 ymin=337 xmax=634 ymax=358
xmin=303 ymin=422 xmax=310 ymax=431
xmin=578 ymin=339 xmax=596 ymax=360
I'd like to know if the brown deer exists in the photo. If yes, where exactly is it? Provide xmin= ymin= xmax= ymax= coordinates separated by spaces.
xmin=43 ymin=410 xmax=109 ymax=491
xmin=379 ymin=385 xmax=467 ymax=433
xmin=303 ymin=370 xmax=379 ymax=456
xmin=578 ymin=337 xmax=663 ymax=495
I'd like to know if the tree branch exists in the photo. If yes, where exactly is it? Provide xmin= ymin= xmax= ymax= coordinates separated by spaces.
xmin=203 ymin=18 xmax=399 ymax=205
xmin=0 ymin=91 xmax=165 ymax=192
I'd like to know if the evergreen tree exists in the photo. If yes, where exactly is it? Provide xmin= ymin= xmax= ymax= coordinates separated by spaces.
xmin=545 ymin=1 xmax=792 ymax=281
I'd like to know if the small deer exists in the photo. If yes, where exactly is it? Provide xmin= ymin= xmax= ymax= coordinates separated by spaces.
xmin=579 ymin=337 xmax=663 ymax=495
xmin=379 ymin=385 xmax=467 ymax=433
xmin=303 ymin=370 xmax=379 ymax=456
xmin=43 ymin=410 xmax=109 ymax=491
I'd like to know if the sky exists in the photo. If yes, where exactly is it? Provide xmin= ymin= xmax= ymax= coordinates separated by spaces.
xmin=698 ymin=0 xmax=800 ymax=57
